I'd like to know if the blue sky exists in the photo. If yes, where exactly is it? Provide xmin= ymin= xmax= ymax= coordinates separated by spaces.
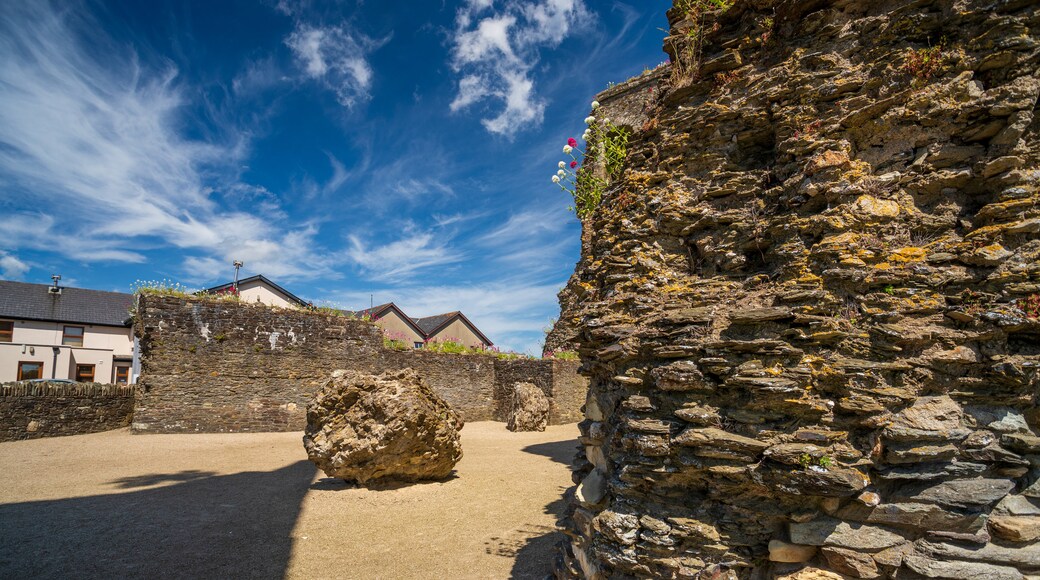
xmin=0 ymin=0 xmax=670 ymax=354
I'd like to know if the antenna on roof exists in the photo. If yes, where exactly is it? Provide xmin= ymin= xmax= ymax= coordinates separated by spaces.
xmin=232 ymin=260 xmax=244 ymax=293
xmin=48 ymin=274 xmax=62 ymax=295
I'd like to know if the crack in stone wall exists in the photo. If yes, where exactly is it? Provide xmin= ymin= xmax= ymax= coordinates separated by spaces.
xmin=554 ymin=0 xmax=1040 ymax=577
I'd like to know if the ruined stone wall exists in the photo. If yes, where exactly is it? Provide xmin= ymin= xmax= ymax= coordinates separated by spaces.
xmin=0 ymin=382 xmax=134 ymax=441
xmin=134 ymin=295 xmax=586 ymax=432
xmin=493 ymin=357 xmax=556 ymax=419
xmin=385 ymin=349 xmax=498 ymax=421
xmin=556 ymin=0 xmax=1040 ymax=578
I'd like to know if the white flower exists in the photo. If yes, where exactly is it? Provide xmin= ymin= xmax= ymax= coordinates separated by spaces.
xmin=552 ymin=175 xmax=561 ymax=183
xmin=558 ymin=161 xmax=566 ymax=169
xmin=557 ymin=169 xmax=565 ymax=177
xmin=591 ymin=100 xmax=601 ymax=109
xmin=563 ymin=145 xmax=573 ymax=154
xmin=585 ymin=116 xmax=595 ymax=125
xmin=582 ymin=130 xmax=591 ymax=140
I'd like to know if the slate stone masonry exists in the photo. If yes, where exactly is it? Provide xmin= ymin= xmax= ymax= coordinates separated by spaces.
xmin=132 ymin=294 xmax=586 ymax=433
xmin=553 ymin=0 xmax=1040 ymax=577
xmin=0 ymin=382 xmax=134 ymax=442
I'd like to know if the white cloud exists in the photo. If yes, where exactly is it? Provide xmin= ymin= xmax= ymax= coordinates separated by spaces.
xmin=449 ymin=0 xmax=588 ymax=136
xmin=0 ymin=251 xmax=29 ymax=280
xmin=346 ymin=232 xmax=464 ymax=282
xmin=0 ymin=3 xmax=338 ymax=282
xmin=284 ymin=23 xmax=387 ymax=108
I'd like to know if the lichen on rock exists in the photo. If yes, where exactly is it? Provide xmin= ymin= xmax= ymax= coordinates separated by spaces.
xmin=552 ymin=0 xmax=1040 ymax=577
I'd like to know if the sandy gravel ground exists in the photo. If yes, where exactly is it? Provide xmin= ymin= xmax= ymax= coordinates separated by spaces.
xmin=0 ymin=422 xmax=578 ymax=580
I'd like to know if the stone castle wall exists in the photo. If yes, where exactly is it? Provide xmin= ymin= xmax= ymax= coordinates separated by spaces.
xmin=0 ymin=382 xmax=134 ymax=441
xmin=133 ymin=294 xmax=586 ymax=433
xmin=556 ymin=0 xmax=1040 ymax=578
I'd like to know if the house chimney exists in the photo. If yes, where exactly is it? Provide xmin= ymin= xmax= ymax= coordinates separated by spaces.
xmin=48 ymin=274 xmax=62 ymax=295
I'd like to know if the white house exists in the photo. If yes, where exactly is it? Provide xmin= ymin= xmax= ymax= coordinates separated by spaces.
xmin=0 ymin=280 xmax=134 ymax=383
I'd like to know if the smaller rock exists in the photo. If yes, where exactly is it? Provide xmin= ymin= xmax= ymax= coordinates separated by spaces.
xmin=674 ymin=427 xmax=769 ymax=458
xmin=768 ymin=540 xmax=816 ymax=563
xmin=821 ymin=546 xmax=880 ymax=578
xmin=789 ymin=518 xmax=908 ymax=550
xmin=903 ymin=555 xmax=1023 ymax=580
xmin=507 ymin=382 xmax=550 ymax=432
xmin=576 ymin=468 xmax=608 ymax=507
xmin=853 ymin=195 xmax=901 ymax=219
xmin=1002 ymin=433 xmax=1040 ymax=454
xmin=777 ymin=567 xmax=845 ymax=580
xmin=729 ymin=307 xmax=794 ymax=324
xmin=892 ymin=478 xmax=1014 ymax=509
xmin=990 ymin=515 xmax=1040 ymax=542
xmin=871 ymin=542 xmax=912 ymax=567
xmin=857 ymin=491 xmax=881 ymax=507
xmin=965 ymin=244 xmax=1012 ymax=266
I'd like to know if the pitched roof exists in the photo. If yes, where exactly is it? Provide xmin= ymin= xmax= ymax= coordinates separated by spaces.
xmin=411 ymin=312 xmax=459 ymax=335
xmin=203 ymin=275 xmax=308 ymax=307
xmin=352 ymin=303 xmax=428 ymax=338
xmin=412 ymin=311 xmax=493 ymax=346
xmin=0 ymin=280 xmax=133 ymax=327
xmin=350 ymin=303 xmax=393 ymax=318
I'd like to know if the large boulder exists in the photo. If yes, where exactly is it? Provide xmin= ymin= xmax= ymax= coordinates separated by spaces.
xmin=303 ymin=368 xmax=463 ymax=485
xmin=507 ymin=382 xmax=550 ymax=432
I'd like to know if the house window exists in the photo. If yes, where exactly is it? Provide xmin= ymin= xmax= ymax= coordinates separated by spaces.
xmin=0 ymin=320 xmax=12 ymax=343
xmin=62 ymin=326 xmax=84 ymax=347
xmin=115 ymin=366 xmax=130 ymax=384
xmin=414 ymin=342 xmax=424 ymax=349
xmin=75 ymin=364 xmax=95 ymax=383
xmin=17 ymin=361 xmax=43 ymax=381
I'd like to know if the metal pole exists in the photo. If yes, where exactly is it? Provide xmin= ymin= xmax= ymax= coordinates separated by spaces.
xmin=233 ymin=260 xmax=243 ymax=292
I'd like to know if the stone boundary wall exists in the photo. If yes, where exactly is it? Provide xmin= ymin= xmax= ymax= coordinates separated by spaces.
xmin=0 ymin=382 xmax=134 ymax=442
xmin=133 ymin=295 xmax=586 ymax=433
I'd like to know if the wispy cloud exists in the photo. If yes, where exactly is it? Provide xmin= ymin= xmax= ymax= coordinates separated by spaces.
xmin=0 ymin=2 xmax=338 ymax=282
xmin=285 ymin=23 xmax=389 ymax=108
xmin=450 ymin=0 xmax=590 ymax=136
xmin=0 ymin=251 xmax=29 ymax=280
xmin=346 ymin=231 xmax=464 ymax=282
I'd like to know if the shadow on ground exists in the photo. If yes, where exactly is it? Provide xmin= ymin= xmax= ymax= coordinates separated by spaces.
xmin=0 ymin=461 xmax=315 ymax=580
xmin=521 ymin=438 xmax=581 ymax=466
xmin=506 ymin=492 xmax=572 ymax=579
xmin=505 ymin=438 xmax=580 ymax=579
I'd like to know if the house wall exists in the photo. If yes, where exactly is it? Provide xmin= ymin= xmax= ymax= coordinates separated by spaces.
xmin=374 ymin=310 xmax=425 ymax=346
xmin=235 ymin=280 xmax=297 ymax=308
xmin=0 ymin=381 xmax=134 ymax=441
xmin=133 ymin=294 xmax=587 ymax=432
xmin=0 ymin=319 xmax=132 ymax=383
xmin=427 ymin=318 xmax=488 ymax=349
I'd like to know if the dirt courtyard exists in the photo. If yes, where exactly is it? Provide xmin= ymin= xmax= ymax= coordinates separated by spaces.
xmin=0 ymin=422 xmax=578 ymax=579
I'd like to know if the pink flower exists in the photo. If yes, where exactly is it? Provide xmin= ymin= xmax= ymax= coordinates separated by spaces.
xmin=567 ymin=138 xmax=577 ymax=148
xmin=570 ymin=161 xmax=578 ymax=168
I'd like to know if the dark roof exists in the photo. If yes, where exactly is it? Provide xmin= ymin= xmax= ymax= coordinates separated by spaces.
xmin=203 ymin=275 xmax=308 ymax=307
xmin=412 ymin=311 xmax=493 ymax=346
xmin=0 ymin=280 xmax=133 ymax=327
xmin=412 ymin=312 xmax=459 ymax=335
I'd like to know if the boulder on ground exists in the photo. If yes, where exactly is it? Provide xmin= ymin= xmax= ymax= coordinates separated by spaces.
xmin=303 ymin=368 xmax=463 ymax=485
xmin=507 ymin=382 xmax=550 ymax=432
